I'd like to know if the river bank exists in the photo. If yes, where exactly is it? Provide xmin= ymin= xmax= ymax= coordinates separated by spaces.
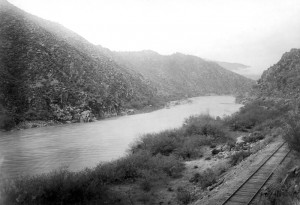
xmin=1 ymin=96 xmax=211 ymax=132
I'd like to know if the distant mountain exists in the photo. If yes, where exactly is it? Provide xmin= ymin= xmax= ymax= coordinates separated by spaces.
xmin=0 ymin=0 xmax=158 ymax=126
xmin=215 ymin=61 xmax=249 ymax=71
xmin=206 ymin=60 xmax=260 ymax=80
xmin=99 ymin=48 xmax=255 ymax=99
xmin=256 ymin=48 xmax=300 ymax=100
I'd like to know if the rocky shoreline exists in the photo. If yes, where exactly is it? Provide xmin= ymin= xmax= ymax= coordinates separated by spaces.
xmin=4 ymin=104 xmax=164 ymax=132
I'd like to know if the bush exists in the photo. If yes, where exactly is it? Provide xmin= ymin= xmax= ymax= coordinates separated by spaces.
xmin=176 ymin=186 xmax=192 ymax=205
xmin=174 ymin=135 xmax=204 ymax=159
xmin=283 ymin=111 xmax=300 ymax=153
xmin=225 ymin=100 xmax=290 ymax=131
xmin=95 ymin=151 xmax=184 ymax=184
xmin=184 ymin=115 xmax=229 ymax=141
xmin=131 ymin=129 xmax=183 ymax=156
xmin=189 ymin=169 xmax=217 ymax=189
xmin=230 ymin=151 xmax=251 ymax=166
xmin=0 ymin=168 xmax=117 ymax=205
xmin=1 ymin=151 xmax=184 ymax=204
xmin=131 ymin=114 xmax=233 ymax=160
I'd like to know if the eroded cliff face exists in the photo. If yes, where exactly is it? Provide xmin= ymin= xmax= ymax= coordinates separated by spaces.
xmin=0 ymin=1 xmax=157 ymax=125
xmin=257 ymin=49 xmax=300 ymax=100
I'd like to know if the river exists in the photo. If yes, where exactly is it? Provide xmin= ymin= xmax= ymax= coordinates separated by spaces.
xmin=0 ymin=96 xmax=242 ymax=179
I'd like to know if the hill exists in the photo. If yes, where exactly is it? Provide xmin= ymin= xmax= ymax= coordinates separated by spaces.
xmin=256 ymin=48 xmax=300 ymax=100
xmin=101 ymin=48 xmax=255 ymax=99
xmin=0 ymin=0 xmax=158 ymax=129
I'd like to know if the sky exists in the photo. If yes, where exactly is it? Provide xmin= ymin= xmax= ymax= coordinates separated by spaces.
xmin=8 ymin=0 xmax=300 ymax=76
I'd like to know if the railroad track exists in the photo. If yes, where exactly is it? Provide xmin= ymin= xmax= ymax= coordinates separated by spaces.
xmin=220 ymin=141 xmax=291 ymax=205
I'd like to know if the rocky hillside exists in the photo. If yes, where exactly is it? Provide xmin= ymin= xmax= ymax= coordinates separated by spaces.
xmin=256 ymin=48 xmax=300 ymax=100
xmin=0 ymin=0 xmax=158 ymax=128
xmin=101 ymin=48 xmax=255 ymax=99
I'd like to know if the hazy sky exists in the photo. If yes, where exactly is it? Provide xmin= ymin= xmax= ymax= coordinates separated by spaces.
xmin=8 ymin=0 xmax=300 ymax=75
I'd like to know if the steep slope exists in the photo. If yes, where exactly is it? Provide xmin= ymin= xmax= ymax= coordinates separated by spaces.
xmin=103 ymin=49 xmax=255 ymax=99
xmin=257 ymin=48 xmax=300 ymax=99
xmin=0 ymin=0 xmax=158 ymax=126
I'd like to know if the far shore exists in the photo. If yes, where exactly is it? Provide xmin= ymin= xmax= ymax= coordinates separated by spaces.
xmin=2 ymin=94 xmax=233 ymax=132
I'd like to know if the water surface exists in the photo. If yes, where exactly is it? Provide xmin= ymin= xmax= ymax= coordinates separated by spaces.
xmin=0 ymin=96 xmax=242 ymax=178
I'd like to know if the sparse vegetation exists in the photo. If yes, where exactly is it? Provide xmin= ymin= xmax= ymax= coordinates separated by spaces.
xmin=131 ymin=114 xmax=234 ymax=161
xmin=0 ymin=168 xmax=119 ymax=205
xmin=1 ymin=151 xmax=184 ymax=204
xmin=225 ymin=100 xmax=290 ymax=131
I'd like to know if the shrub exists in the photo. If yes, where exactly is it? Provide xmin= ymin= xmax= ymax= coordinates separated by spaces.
xmin=225 ymin=100 xmax=290 ymax=131
xmin=0 ymin=168 xmax=117 ymax=205
xmin=131 ymin=129 xmax=183 ymax=156
xmin=176 ymin=186 xmax=192 ymax=205
xmin=95 ymin=151 xmax=184 ymax=184
xmin=138 ymin=170 xmax=157 ymax=192
xmin=184 ymin=115 xmax=229 ymax=141
xmin=174 ymin=136 xmax=204 ymax=159
xmin=131 ymin=114 xmax=233 ymax=160
xmin=284 ymin=113 xmax=300 ymax=153
xmin=230 ymin=151 xmax=251 ymax=166
xmin=1 ymin=151 xmax=185 ymax=204
xmin=189 ymin=169 xmax=217 ymax=189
